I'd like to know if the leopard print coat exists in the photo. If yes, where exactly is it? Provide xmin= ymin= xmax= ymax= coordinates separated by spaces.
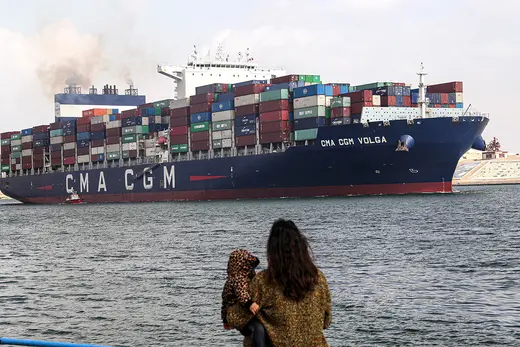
xmin=221 ymin=249 xmax=260 ymax=325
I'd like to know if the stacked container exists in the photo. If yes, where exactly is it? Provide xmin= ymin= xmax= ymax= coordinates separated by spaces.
xmin=60 ymin=120 xmax=77 ymax=166
xmin=189 ymin=93 xmax=215 ymax=152
xmin=211 ymin=98 xmax=235 ymax=151
xmin=344 ymin=90 xmax=373 ymax=123
xmin=86 ymin=118 xmax=105 ymax=164
xmin=21 ymin=128 xmax=33 ymax=170
xmin=121 ymin=115 xmax=149 ymax=159
xmin=10 ymin=132 xmax=22 ymax=171
xmin=0 ymin=132 xmax=14 ymax=172
xmin=234 ymin=84 xmax=267 ymax=148
xmin=258 ymin=89 xmax=292 ymax=145
xmin=169 ymin=98 xmax=191 ymax=155
xmin=330 ymin=96 xmax=352 ymax=126
xmin=292 ymin=84 xmax=333 ymax=141
xmin=32 ymin=125 xmax=49 ymax=170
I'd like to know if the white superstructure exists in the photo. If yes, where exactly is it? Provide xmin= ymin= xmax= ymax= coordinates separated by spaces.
xmin=157 ymin=44 xmax=286 ymax=99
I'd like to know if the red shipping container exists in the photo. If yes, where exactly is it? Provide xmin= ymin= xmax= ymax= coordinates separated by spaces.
xmin=381 ymin=96 xmax=397 ymax=107
xmin=76 ymin=117 xmax=92 ymax=126
xmin=259 ymin=111 xmax=290 ymax=123
xmin=63 ymin=157 xmax=76 ymax=165
xmin=1 ymin=145 xmax=10 ymax=152
xmin=190 ymin=102 xmax=212 ymax=114
xmin=91 ymin=154 xmax=99 ymax=162
xmin=235 ymin=104 xmax=259 ymax=117
xmin=121 ymin=109 xmax=138 ymax=118
xmin=331 ymin=107 xmax=351 ymax=118
xmin=127 ymin=150 xmax=138 ymax=158
xmin=22 ymin=162 xmax=32 ymax=170
xmin=33 ymin=160 xmax=44 ymax=169
xmin=391 ymin=82 xmax=406 ymax=87
xmin=22 ymin=142 xmax=33 ymax=150
xmin=50 ymin=158 xmax=61 ymax=166
xmin=91 ymin=123 xmax=105 ymax=132
xmin=344 ymin=90 xmax=372 ymax=103
xmin=115 ymin=114 xmax=121 ymax=120
xmin=33 ymin=148 xmax=45 ymax=155
xmin=1 ymin=131 xmax=17 ymax=139
xmin=32 ymin=125 xmax=48 ymax=133
xmin=434 ymin=104 xmax=442 ymax=108
xmin=332 ymin=86 xmax=341 ymax=96
xmin=106 ymin=128 xmax=121 ymax=138
xmin=260 ymin=120 xmax=291 ymax=133
xmin=64 ymin=135 xmax=76 ymax=143
xmin=440 ymin=93 xmax=449 ymax=105
xmin=77 ymin=147 xmax=89 ymax=155
xmin=91 ymin=139 xmax=105 ymax=147
xmin=170 ymin=134 xmax=188 ymax=145
xmin=270 ymin=74 xmax=299 ymax=84
xmin=51 ymin=152 xmax=62 ymax=159
xmin=63 ymin=149 xmax=75 ymax=157
xmin=191 ymin=140 xmax=210 ymax=151
xmin=234 ymin=84 xmax=269 ymax=97
xmin=448 ymin=104 xmax=456 ymax=108
xmin=190 ymin=131 xmax=210 ymax=142
xmin=33 ymin=153 xmax=44 ymax=160
xmin=235 ymin=134 xmax=256 ymax=147
xmin=15 ymin=158 xmax=21 ymax=164
xmin=49 ymin=122 xmax=61 ymax=130
xmin=10 ymin=164 xmax=16 ymax=171
xmin=161 ymin=107 xmax=170 ymax=116
xmin=170 ymin=126 xmax=189 ymax=136
xmin=170 ymin=116 xmax=189 ymax=127
xmin=170 ymin=106 xmax=190 ymax=118
xmin=190 ymin=93 xmax=215 ymax=105
xmin=403 ymin=96 xmax=411 ymax=107
xmin=106 ymin=136 xmax=120 ymax=145
xmin=427 ymin=82 xmax=463 ymax=93
xmin=259 ymin=100 xmax=290 ymax=113
xmin=352 ymin=101 xmax=373 ymax=114
xmin=260 ymin=131 xmax=290 ymax=144
xmin=1 ymin=153 xmax=10 ymax=161
xmin=138 ymin=103 xmax=154 ymax=109
xmin=22 ymin=155 xmax=32 ymax=164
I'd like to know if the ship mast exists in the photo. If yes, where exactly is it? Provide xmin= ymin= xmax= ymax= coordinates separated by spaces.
xmin=417 ymin=62 xmax=428 ymax=118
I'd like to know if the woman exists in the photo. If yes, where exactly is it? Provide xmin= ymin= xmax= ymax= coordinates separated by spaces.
xmin=226 ymin=219 xmax=332 ymax=347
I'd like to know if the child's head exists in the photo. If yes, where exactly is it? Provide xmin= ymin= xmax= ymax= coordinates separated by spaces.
xmin=227 ymin=249 xmax=260 ymax=276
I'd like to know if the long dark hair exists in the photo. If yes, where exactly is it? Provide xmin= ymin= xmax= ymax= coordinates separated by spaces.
xmin=266 ymin=219 xmax=319 ymax=301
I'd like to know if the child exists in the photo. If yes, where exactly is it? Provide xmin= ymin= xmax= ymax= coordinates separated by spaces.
xmin=221 ymin=249 xmax=268 ymax=347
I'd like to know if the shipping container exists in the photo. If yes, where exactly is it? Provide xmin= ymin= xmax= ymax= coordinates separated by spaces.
xmin=293 ymin=106 xmax=326 ymax=120
xmin=331 ymin=107 xmax=351 ymax=118
xmin=233 ymin=79 xmax=268 ymax=88
xmin=21 ymin=128 xmax=33 ymax=136
xmin=212 ymin=110 xmax=235 ymax=122
xmin=1 ymin=139 xmax=10 ymax=146
xmin=259 ymin=110 xmax=290 ymax=123
xmin=190 ymin=112 xmax=212 ymax=124
xmin=50 ymin=129 xmax=64 ymax=137
xmin=63 ymin=157 xmax=76 ymax=165
xmin=11 ymin=139 xmax=22 ymax=146
xmin=216 ymin=92 xmax=235 ymax=102
xmin=270 ymin=74 xmax=299 ymax=84
xmin=293 ymin=84 xmax=333 ymax=99
xmin=381 ymin=96 xmax=396 ymax=107
xmin=91 ymin=123 xmax=105 ymax=132
xmin=234 ymin=94 xmax=260 ymax=107
xmin=191 ymin=140 xmax=210 ymax=151
xmin=77 ymin=124 xmax=91 ymax=133
xmin=190 ymin=122 xmax=210 ymax=133
xmin=213 ymin=120 xmax=233 ymax=131
xmin=106 ymin=144 xmax=120 ymax=153
xmin=259 ymin=120 xmax=291 ymax=133
xmin=170 ymin=116 xmax=189 ymax=127
xmin=211 ymin=100 xmax=235 ymax=113
xmin=170 ymin=106 xmax=190 ymax=118
xmin=294 ymin=117 xmax=326 ymax=131
xmin=63 ymin=142 xmax=76 ymax=151
xmin=265 ymin=81 xmax=304 ymax=92
xmin=122 ymin=125 xmax=148 ymax=135
xmin=122 ymin=134 xmax=138 ymax=144
xmin=403 ymin=96 xmax=411 ymax=107
xmin=90 ymin=131 xmax=105 ymax=141
xmin=260 ymin=89 xmax=289 ymax=103
xmin=77 ymin=140 xmax=90 ymax=149
xmin=170 ymin=134 xmax=188 ymax=145
xmin=293 ymin=95 xmax=327 ymax=109
xmin=106 ymin=128 xmax=121 ymax=138
xmin=106 ymin=120 xmax=122 ymax=129
xmin=21 ymin=148 xmax=33 ymax=156
xmin=427 ymin=82 xmax=463 ymax=93
xmin=195 ymin=83 xmax=228 ymax=95
xmin=106 ymin=136 xmax=120 ymax=145
xmin=260 ymin=131 xmax=290 ymax=144
xmin=212 ymin=130 xmax=233 ymax=140
xmin=234 ymin=84 xmax=268 ymax=97
xmin=351 ymin=101 xmax=373 ymax=114
xmin=344 ymin=90 xmax=372 ymax=103
xmin=190 ymin=93 xmax=216 ymax=105
xmin=235 ymin=104 xmax=259 ymax=117
xmin=372 ymin=95 xmax=381 ymax=106
xmin=235 ymin=125 xmax=256 ymax=137
xmin=294 ymin=128 xmax=318 ymax=141
xmin=190 ymin=102 xmax=212 ymax=114
xmin=191 ymin=131 xmax=210 ymax=142
xmin=234 ymin=114 xmax=256 ymax=127
xmin=21 ymin=142 xmax=32 ymax=150
xmin=91 ymin=139 xmax=105 ymax=147
xmin=212 ymin=138 xmax=233 ymax=149
xmin=170 ymin=97 xmax=190 ymax=109
xmin=235 ymin=134 xmax=256 ymax=147
xmin=50 ymin=136 xmax=64 ymax=145
xmin=171 ymin=144 xmax=189 ymax=153
xmin=107 ymin=152 xmax=120 ymax=160
xmin=63 ymin=149 xmax=75 ymax=158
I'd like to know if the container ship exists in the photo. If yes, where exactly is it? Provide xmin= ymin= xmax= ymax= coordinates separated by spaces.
xmin=0 ymin=46 xmax=489 ymax=204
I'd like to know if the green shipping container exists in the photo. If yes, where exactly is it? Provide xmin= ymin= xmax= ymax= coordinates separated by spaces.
xmin=171 ymin=144 xmax=189 ymax=153
xmin=191 ymin=122 xmax=210 ymax=133
xmin=50 ymin=129 xmax=64 ymax=137
xmin=153 ymin=99 xmax=172 ymax=108
xmin=298 ymin=75 xmax=305 ymax=81
xmin=107 ymin=152 xmax=120 ymax=160
xmin=142 ymin=125 xmax=149 ymax=134
xmin=11 ymin=151 xmax=21 ymax=159
xmin=212 ymin=139 xmax=223 ymax=149
xmin=122 ymin=151 xmax=130 ymax=159
xmin=10 ymin=134 xmax=21 ymax=141
xmin=330 ymin=96 xmax=351 ymax=108
xmin=1 ymin=139 xmax=10 ymax=146
xmin=294 ymin=106 xmax=326 ymax=120
xmin=122 ymin=134 xmax=137 ymax=143
xmin=212 ymin=120 xmax=232 ymax=131
xmin=325 ymin=108 xmax=331 ymax=119
xmin=294 ymin=128 xmax=318 ymax=141
xmin=1 ymin=164 xmax=10 ymax=172
xmin=154 ymin=107 xmax=162 ymax=116
xmin=259 ymin=89 xmax=289 ymax=103
xmin=304 ymin=75 xmax=320 ymax=83
xmin=11 ymin=145 xmax=21 ymax=152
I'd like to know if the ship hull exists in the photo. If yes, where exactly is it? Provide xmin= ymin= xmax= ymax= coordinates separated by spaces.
xmin=0 ymin=117 xmax=488 ymax=204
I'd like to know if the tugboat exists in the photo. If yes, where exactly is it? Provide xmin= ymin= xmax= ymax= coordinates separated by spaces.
xmin=65 ymin=189 xmax=84 ymax=204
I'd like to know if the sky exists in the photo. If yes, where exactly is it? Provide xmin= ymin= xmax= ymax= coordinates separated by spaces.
xmin=0 ymin=0 xmax=519 ymax=151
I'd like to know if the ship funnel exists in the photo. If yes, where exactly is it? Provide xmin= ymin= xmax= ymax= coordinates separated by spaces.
xmin=64 ymin=84 xmax=81 ymax=94
xmin=125 ymin=84 xmax=138 ymax=96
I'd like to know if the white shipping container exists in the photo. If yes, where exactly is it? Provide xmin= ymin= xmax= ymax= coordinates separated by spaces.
xmin=11 ymin=159 xmax=16 ymax=165
xmin=15 ymin=164 xmax=21 ymax=170
xmin=372 ymin=95 xmax=381 ymax=106
xmin=11 ymin=139 xmax=22 ymax=146
xmin=161 ymin=116 xmax=170 ymax=124
xmin=325 ymin=96 xmax=333 ymax=107
xmin=293 ymin=95 xmax=326 ymax=109
xmin=92 ymin=146 xmax=105 ymax=155
xmin=212 ymin=130 xmax=233 ymax=140
xmin=77 ymin=155 xmax=90 ymax=164
xmin=63 ymin=142 xmax=76 ymax=151
xmin=107 ymin=120 xmax=121 ymax=129
xmin=145 ymin=148 xmax=156 ymax=157
xmin=221 ymin=138 xmax=233 ymax=148
xmin=142 ymin=118 xmax=149 ymax=126
xmin=91 ymin=147 xmax=98 ymax=155
xmin=91 ymin=116 xmax=104 ymax=125
xmin=129 ymin=142 xmax=137 ymax=151
xmin=145 ymin=139 xmax=156 ymax=148
xmin=212 ymin=110 xmax=235 ymax=122
xmin=455 ymin=92 xmax=463 ymax=103
xmin=170 ymin=97 xmax=190 ymax=109
xmin=21 ymin=135 xmax=33 ymax=143
xmin=22 ymin=149 xmax=32 ymax=156
xmin=122 ymin=143 xmax=130 ymax=151
xmin=234 ymin=94 xmax=260 ymax=107
xmin=154 ymin=116 xmax=162 ymax=124
xmin=106 ymin=144 xmax=120 ymax=153
xmin=50 ymin=136 xmax=64 ymax=145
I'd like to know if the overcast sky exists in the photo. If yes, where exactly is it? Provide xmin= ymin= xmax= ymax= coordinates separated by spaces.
xmin=0 ymin=0 xmax=518 ymax=151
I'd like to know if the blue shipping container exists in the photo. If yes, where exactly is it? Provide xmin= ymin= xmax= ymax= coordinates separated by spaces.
xmin=217 ymin=92 xmax=235 ymax=102
xmin=294 ymin=116 xmax=326 ymax=131
xmin=233 ymin=79 xmax=268 ymax=88
xmin=402 ymin=86 xmax=411 ymax=96
xmin=90 ymin=131 xmax=105 ymax=141
xmin=94 ymin=153 xmax=105 ymax=162
xmin=112 ymin=109 xmax=119 ymax=114
xmin=235 ymin=125 xmax=256 ymax=137
xmin=77 ymin=132 xmax=91 ymax=141
xmin=396 ymin=95 xmax=404 ymax=107
xmin=211 ymin=100 xmax=234 ymax=113
xmin=339 ymin=85 xmax=350 ymax=94
xmin=50 ymin=144 xmax=62 ymax=152
xmin=190 ymin=112 xmax=212 ymax=124
xmin=122 ymin=116 xmax=143 ymax=127
xmin=331 ymin=117 xmax=352 ymax=126
xmin=235 ymin=114 xmax=256 ymax=127
xmin=109 ymin=115 xmax=117 ymax=121
xmin=21 ymin=128 xmax=33 ymax=136
xmin=448 ymin=93 xmax=456 ymax=104
xmin=456 ymin=103 xmax=464 ymax=108
xmin=33 ymin=132 xmax=49 ymax=140
xmin=77 ymin=139 xmax=90 ymax=148
xmin=61 ymin=120 xmax=76 ymax=129
xmin=265 ymin=81 xmax=304 ymax=92
xmin=64 ymin=128 xmax=75 ymax=136
xmin=411 ymin=92 xmax=419 ymax=104
xmin=289 ymin=111 xmax=294 ymax=122
xmin=33 ymin=139 xmax=50 ymax=147
xmin=293 ymin=84 xmax=333 ymax=99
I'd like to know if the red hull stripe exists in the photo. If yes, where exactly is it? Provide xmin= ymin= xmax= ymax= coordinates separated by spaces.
xmin=21 ymin=181 xmax=452 ymax=204
xmin=35 ymin=185 xmax=53 ymax=190
xmin=189 ymin=175 xmax=228 ymax=182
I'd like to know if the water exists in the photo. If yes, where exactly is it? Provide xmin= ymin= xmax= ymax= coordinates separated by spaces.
xmin=1 ymin=185 xmax=519 ymax=346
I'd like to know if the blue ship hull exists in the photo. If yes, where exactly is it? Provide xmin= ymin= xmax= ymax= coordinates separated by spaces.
xmin=0 ymin=116 xmax=488 ymax=204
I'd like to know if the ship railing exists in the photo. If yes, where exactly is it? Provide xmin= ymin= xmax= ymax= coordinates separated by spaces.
xmin=0 ymin=337 xmax=114 ymax=347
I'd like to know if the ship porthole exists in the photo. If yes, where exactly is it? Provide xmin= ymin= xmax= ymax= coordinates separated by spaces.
xmin=375 ymin=170 xmax=380 ymax=174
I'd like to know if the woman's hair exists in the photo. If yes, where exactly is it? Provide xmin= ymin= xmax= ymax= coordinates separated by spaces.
xmin=266 ymin=218 xmax=319 ymax=301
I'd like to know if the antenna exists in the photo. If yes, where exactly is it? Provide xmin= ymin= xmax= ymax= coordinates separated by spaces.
xmin=417 ymin=62 xmax=428 ymax=118
xmin=216 ymin=43 xmax=224 ymax=62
